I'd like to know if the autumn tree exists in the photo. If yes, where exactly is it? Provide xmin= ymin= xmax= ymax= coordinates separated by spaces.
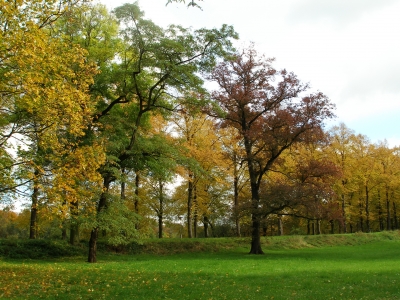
xmin=273 ymin=142 xmax=341 ymax=234
xmin=85 ymin=2 xmax=237 ymax=262
xmin=218 ymin=127 xmax=249 ymax=236
xmin=327 ymin=123 xmax=361 ymax=233
xmin=171 ymin=103 xmax=231 ymax=238
xmin=0 ymin=0 xmax=102 ymax=240
xmin=209 ymin=46 xmax=335 ymax=254
xmin=374 ymin=143 xmax=400 ymax=231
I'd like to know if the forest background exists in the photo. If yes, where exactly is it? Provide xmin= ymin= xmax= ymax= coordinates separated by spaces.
xmin=1 ymin=0 xmax=399 ymax=261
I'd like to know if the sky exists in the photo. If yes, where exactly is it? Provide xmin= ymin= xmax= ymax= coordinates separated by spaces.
xmin=100 ymin=0 xmax=400 ymax=147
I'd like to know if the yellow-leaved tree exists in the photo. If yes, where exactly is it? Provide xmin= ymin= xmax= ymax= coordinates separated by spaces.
xmin=0 ymin=0 xmax=104 ymax=238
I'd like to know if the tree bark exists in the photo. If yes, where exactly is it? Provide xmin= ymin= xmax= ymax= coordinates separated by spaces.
xmin=187 ymin=172 xmax=193 ymax=238
xmin=88 ymin=176 xmax=112 ymax=263
xmin=246 ymin=139 xmax=263 ymax=254
xmin=249 ymin=216 xmax=263 ymax=254
xmin=29 ymin=169 xmax=40 ymax=239
xmin=158 ymin=180 xmax=164 ymax=239
xmin=69 ymin=201 xmax=79 ymax=245
xmin=393 ymin=202 xmax=398 ymax=230
xmin=386 ymin=187 xmax=391 ymax=230
xmin=203 ymin=216 xmax=209 ymax=238
xmin=317 ymin=219 xmax=321 ymax=235
xmin=278 ymin=215 xmax=283 ymax=236
xmin=341 ymin=193 xmax=347 ymax=233
xmin=365 ymin=184 xmax=370 ymax=232
xmin=158 ymin=214 xmax=163 ymax=238
xmin=88 ymin=227 xmax=98 ymax=263
xmin=134 ymin=171 xmax=140 ymax=214
xmin=193 ymin=185 xmax=198 ymax=238
xmin=330 ymin=220 xmax=334 ymax=234
xmin=359 ymin=199 xmax=364 ymax=232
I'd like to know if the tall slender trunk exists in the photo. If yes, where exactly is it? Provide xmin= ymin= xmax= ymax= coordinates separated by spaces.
xmin=386 ymin=186 xmax=391 ymax=230
xmin=378 ymin=191 xmax=384 ymax=231
xmin=278 ymin=215 xmax=283 ymax=236
xmin=203 ymin=216 xmax=209 ymax=238
xmin=70 ymin=201 xmax=79 ymax=245
xmin=30 ymin=169 xmax=40 ymax=239
xmin=88 ymin=176 xmax=112 ymax=263
xmin=365 ymin=184 xmax=370 ymax=232
xmin=158 ymin=180 xmax=164 ymax=238
xmin=359 ymin=198 xmax=364 ymax=232
xmin=233 ymin=154 xmax=241 ymax=237
xmin=317 ymin=219 xmax=321 ymax=235
xmin=121 ymin=168 xmax=126 ymax=200
xmin=393 ymin=202 xmax=398 ymax=230
xmin=341 ymin=193 xmax=347 ymax=233
xmin=187 ymin=172 xmax=193 ymax=238
xmin=134 ymin=171 xmax=140 ymax=214
xmin=330 ymin=220 xmax=334 ymax=234
xmin=193 ymin=185 xmax=198 ymax=238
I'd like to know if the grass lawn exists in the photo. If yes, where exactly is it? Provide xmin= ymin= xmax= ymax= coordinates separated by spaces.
xmin=1 ymin=233 xmax=400 ymax=299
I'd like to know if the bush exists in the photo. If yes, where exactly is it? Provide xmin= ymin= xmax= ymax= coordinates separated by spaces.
xmin=0 ymin=239 xmax=85 ymax=259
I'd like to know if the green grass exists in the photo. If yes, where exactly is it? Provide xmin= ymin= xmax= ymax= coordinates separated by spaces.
xmin=1 ymin=232 xmax=400 ymax=299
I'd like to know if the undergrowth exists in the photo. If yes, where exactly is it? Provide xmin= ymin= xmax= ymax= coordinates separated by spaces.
xmin=1 ymin=231 xmax=399 ymax=259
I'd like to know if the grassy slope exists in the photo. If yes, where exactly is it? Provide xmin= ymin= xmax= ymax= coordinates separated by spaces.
xmin=1 ymin=231 xmax=400 ymax=299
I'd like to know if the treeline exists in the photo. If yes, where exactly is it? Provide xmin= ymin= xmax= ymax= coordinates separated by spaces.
xmin=1 ymin=1 xmax=399 ymax=261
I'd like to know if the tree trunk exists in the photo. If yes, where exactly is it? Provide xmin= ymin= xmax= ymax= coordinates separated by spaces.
xmin=341 ymin=193 xmax=347 ymax=233
xmin=203 ymin=216 xmax=209 ymax=238
xmin=378 ymin=195 xmax=384 ymax=231
xmin=158 ymin=214 xmax=163 ymax=238
xmin=69 ymin=201 xmax=79 ymax=245
xmin=393 ymin=202 xmax=398 ymax=230
xmin=246 ymin=143 xmax=263 ymax=254
xmin=70 ymin=224 xmax=79 ymax=245
xmin=365 ymin=185 xmax=370 ymax=232
xmin=88 ymin=227 xmax=98 ymax=263
xmin=134 ymin=171 xmax=140 ymax=214
xmin=278 ymin=215 xmax=283 ymax=236
xmin=330 ymin=220 xmax=334 ymax=234
xmin=121 ymin=168 xmax=126 ymax=200
xmin=249 ymin=184 xmax=263 ymax=254
xmin=249 ymin=216 xmax=263 ymax=254
xmin=29 ymin=169 xmax=40 ymax=239
xmin=317 ymin=219 xmax=321 ymax=235
xmin=386 ymin=187 xmax=391 ymax=230
xmin=307 ymin=219 xmax=311 ymax=235
xmin=187 ymin=173 xmax=193 ymax=238
xmin=193 ymin=185 xmax=198 ymax=238
xmin=62 ymin=228 xmax=67 ymax=240
xmin=312 ymin=222 xmax=315 ymax=235
xmin=359 ymin=199 xmax=364 ymax=232
xmin=87 ymin=176 xmax=112 ymax=263
xmin=158 ymin=180 xmax=164 ymax=239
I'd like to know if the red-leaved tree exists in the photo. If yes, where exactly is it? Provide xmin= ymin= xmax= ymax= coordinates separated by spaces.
xmin=209 ymin=46 xmax=335 ymax=254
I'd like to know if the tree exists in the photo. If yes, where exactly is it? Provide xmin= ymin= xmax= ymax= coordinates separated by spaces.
xmin=86 ymin=2 xmax=237 ymax=262
xmin=1 ymin=0 xmax=101 ymax=240
xmin=218 ymin=127 xmax=249 ymax=236
xmin=328 ymin=123 xmax=360 ymax=233
xmin=209 ymin=46 xmax=335 ymax=254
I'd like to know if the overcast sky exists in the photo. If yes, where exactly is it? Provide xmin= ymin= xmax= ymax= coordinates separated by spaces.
xmin=101 ymin=0 xmax=400 ymax=147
